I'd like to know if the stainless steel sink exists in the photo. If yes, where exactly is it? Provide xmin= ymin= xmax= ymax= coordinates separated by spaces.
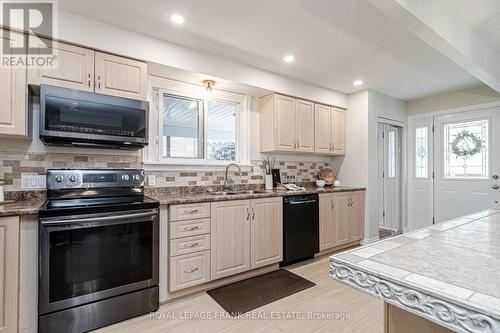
xmin=207 ymin=189 xmax=268 ymax=196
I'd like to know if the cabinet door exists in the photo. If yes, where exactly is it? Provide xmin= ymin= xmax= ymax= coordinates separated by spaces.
xmin=28 ymin=39 xmax=94 ymax=91
xmin=0 ymin=31 xmax=28 ymax=136
xmin=349 ymin=192 xmax=365 ymax=241
xmin=314 ymin=104 xmax=332 ymax=153
xmin=211 ymin=200 xmax=251 ymax=280
xmin=334 ymin=193 xmax=350 ymax=245
xmin=95 ymin=52 xmax=147 ymax=100
xmin=295 ymin=99 xmax=315 ymax=152
xmin=319 ymin=195 xmax=335 ymax=251
xmin=274 ymin=94 xmax=296 ymax=151
xmin=0 ymin=216 xmax=19 ymax=333
xmin=250 ymin=198 xmax=283 ymax=269
xmin=332 ymin=107 xmax=346 ymax=155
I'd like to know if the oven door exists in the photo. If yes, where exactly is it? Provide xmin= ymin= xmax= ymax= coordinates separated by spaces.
xmin=39 ymin=208 xmax=159 ymax=315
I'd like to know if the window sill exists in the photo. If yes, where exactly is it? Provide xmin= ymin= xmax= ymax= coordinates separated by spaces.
xmin=143 ymin=161 xmax=254 ymax=172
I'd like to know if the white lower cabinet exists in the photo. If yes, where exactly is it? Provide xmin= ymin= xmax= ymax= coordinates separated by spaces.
xmin=168 ymin=197 xmax=283 ymax=291
xmin=0 ymin=216 xmax=20 ymax=333
xmin=169 ymin=250 xmax=210 ymax=292
xmin=319 ymin=191 xmax=365 ymax=252
xmin=211 ymin=198 xmax=283 ymax=280
xmin=210 ymin=200 xmax=251 ymax=280
xmin=250 ymin=197 xmax=283 ymax=269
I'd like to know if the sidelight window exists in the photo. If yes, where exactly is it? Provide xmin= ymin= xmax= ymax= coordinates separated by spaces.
xmin=415 ymin=126 xmax=429 ymax=178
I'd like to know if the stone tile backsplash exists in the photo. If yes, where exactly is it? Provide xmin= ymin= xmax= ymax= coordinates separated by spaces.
xmin=0 ymin=151 xmax=141 ymax=191
xmin=0 ymin=151 xmax=329 ymax=192
xmin=145 ymin=160 xmax=329 ymax=188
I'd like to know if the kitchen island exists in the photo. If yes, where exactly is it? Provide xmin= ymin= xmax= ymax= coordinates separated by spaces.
xmin=331 ymin=209 xmax=500 ymax=333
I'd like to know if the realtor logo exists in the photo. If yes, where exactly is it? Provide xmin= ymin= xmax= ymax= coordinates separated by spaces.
xmin=1 ymin=0 xmax=57 ymax=68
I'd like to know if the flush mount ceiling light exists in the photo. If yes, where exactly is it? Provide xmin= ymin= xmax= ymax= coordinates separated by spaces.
xmin=170 ymin=14 xmax=185 ymax=25
xmin=353 ymin=80 xmax=363 ymax=86
xmin=203 ymin=80 xmax=215 ymax=101
xmin=283 ymin=54 xmax=295 ymax=63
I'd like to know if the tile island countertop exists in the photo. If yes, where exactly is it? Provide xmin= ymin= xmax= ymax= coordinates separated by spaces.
xmin=330 ymin=209 xmax=500 ymax=333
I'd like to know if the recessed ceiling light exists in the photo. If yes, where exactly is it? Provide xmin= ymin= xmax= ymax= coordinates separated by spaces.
xmin=353 ymin=80 xmax=363 ymax=86
xmin=170 ymin=14 xmax=185 ymax=25
xmin=283 ymin=54 xmax=295 ymax=63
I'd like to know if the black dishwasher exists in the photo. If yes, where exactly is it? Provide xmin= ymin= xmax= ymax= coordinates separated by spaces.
xmin=281 ymin=194 xmax=319 ymax=266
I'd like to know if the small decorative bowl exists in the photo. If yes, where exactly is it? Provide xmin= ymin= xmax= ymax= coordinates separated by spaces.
xmin=315 ymin=180 xmax=326 ymax=188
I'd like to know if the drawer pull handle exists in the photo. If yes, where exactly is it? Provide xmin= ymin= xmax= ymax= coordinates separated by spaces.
xmin=184 ymin=268 xmax=199 ymax=273
xmin=184 ymin=242 xmax=199 ymax=248
xmin=184 ymin=226 xmax=199 ymax=231
xmin=184 ymin=209 xmax=200 ymax=214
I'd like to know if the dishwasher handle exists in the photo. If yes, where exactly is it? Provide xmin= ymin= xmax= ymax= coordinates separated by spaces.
xmin=287 ymin=199 xmax=318 ymax=205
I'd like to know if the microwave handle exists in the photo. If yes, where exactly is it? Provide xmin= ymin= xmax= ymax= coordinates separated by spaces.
xmin=40 ymin=210 xmax=157 ymax=226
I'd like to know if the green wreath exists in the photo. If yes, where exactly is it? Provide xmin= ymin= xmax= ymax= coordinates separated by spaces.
xmin=451 ymin=130 xmax=483 ymax=159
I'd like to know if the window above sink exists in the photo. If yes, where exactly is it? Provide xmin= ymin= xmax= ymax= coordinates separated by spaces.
xmin=144 ymin=76 xmax=251 ymax=170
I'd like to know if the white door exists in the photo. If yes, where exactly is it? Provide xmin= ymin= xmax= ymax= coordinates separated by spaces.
xmin=408 ymin=116 xmax=434 ymax=230
xmin=378 ymin=123 xmax=402 ymax=237
xmin=434 ymin=108 xmax=500 ymax=222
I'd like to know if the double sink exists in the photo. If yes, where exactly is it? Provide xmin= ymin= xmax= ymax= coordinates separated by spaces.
xmin=208 ymin=189 xmax=268 ymax=196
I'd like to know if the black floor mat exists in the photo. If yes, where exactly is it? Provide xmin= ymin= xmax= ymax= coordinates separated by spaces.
xmin=207 ymin=269 xmax=316 ymax=316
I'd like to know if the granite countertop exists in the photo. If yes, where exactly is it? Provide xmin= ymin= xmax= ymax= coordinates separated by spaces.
xmin=330 ymin=209 xmax=500 ymax=333
xmin=148 ymin=186 xmax=366 ymax=206
xmin=0 ymin=199 xmax=45 ymax=217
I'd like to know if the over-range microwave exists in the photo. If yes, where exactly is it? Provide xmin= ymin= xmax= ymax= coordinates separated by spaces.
xmin=35 ymin=84 xmax=149 ymax=150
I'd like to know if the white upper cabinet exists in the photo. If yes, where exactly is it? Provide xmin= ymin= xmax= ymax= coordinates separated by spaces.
xmin=0 ymin=30 xmax=28 ymax=137
xmin=314 ymin=103 xmax=332 ymax=153
xmin=273 ymin=94 xmax=296 ymax=151
xmin=295 ymin=99 xmax=315 ymax=152
xmin=28 ymin=39 xmax=94 ymax=91
xmin=314 ymin=104 xmax=346 ymax=155
xmin=95 ymin=52 xmax=147 ymax=100
xmin=260 ymin=93 xmax=345 ymax=155
xmin=331 ymin=107 xmax=346 ymax=154
xmin=28 ymin=40 xmax=147 ymax=100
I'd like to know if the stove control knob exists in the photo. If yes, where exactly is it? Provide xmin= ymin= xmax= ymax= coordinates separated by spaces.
xmin=69 ymin=175 xmax=77 ymax=182
xmin=55 ymin=175 xmax=64 ymax=183
xmin=122 ymin=174 xmax=130 ymax=181
xmin=133 ymin=174 xmax=141 ymax=181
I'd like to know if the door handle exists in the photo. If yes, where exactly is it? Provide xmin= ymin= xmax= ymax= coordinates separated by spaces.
xmin=493 ymin=185 xmax=499 ymax=190
xmin=493 ymin=175 xmax=499 ymax=180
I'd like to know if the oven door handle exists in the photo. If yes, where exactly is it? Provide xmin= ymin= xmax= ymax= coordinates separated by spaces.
xmin=40 ymin=210 xmax=157 ymax=226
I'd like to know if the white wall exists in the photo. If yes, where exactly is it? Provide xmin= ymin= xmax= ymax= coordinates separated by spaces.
xmin=368 ymin=91 xmax=407 ymax=238
xmin=334 ymin=90 xmax=407 ymax=242
xmin=334 ymin=90 xmax=370 ymax=237
xmin=408 ymin=85 xmax=500 ymax=115
xmin=51 ymin=9 xmax=347 ymax=108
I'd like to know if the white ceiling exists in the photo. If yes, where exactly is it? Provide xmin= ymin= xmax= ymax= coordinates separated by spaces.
xmin=58 ymin=0 xmax=483 ymax=101
xmin=445 ymin=0 xmax=500 ymax=54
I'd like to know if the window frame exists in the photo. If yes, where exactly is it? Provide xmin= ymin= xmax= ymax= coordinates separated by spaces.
xmin=145 ymin=76 xmax=251 ymax=169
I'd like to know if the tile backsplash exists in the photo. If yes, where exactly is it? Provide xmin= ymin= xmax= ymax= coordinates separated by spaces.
xmin=0 ymin=151 xmax=329 ymax=192
xmin=146 ymin=160 xmax=329 ymax=187
xmin=0 ymin=151 xmax=141 ymax=192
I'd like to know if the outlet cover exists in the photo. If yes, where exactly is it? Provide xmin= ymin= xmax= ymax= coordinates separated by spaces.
xmin=21 ymin=174 xmax=46 ymax=189
xmin=148 ymin=175 xmax=156 ymax=186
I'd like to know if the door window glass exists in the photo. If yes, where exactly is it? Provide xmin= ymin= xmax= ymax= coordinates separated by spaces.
xmin=387 ymin=128 xmax=396 ymax=178
xmin=415 ymin=127 xmax=429 ymax=178
xmin=444 ymin=119 xmax=489 ymax=179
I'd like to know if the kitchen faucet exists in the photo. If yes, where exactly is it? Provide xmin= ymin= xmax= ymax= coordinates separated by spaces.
xmin=224 ymin=163 xmax=241 ymax=191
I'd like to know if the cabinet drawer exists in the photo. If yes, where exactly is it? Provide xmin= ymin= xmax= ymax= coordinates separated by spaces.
xmin=169 ymin=250 xmax=210 ymax=291
xmin=170 ymin=203 xmax=210 ymax=221
xmin=170 ymin=234 xmax=210 ymax=257
xmin=170 ymin=218 xmax=210 ymax=239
